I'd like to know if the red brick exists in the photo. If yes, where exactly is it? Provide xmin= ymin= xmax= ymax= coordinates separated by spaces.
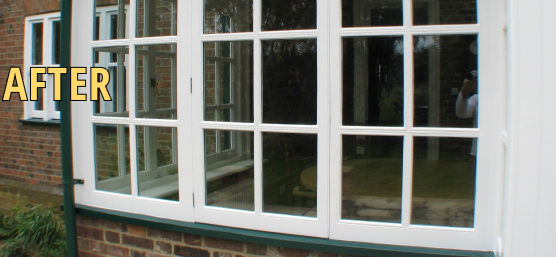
xmin=77 ymin=238 xmax=90 ymax=251
xmin=147 ymin=227 xmax=182 ymax=242
xmin=174 ymin=245 xmax=210 ymax=257
xmin=213 ymin=252 xmax=233 ymax=257
xmin=78 ymin=250 xmax=104 ymax=257
xmin=131 ymin=250 xmax=147 ymax=257
xmin=129 ymin=224 xmax=147 ymax=236
xmin=106 ymin=231 xmax=121 ymax=243
xmin=76 ymin=215 xmax=90 ymax=226
xmin=90 ymin=240 xmax=101 ymax=252
xmin=184 ymin=234 xmax=202 ymax=246
xmin=76 ymin=226 xmax=104 ymax=241
xmin=100 ymin=243 xmax=130 ymax=257
xmin=155 ymin=241 xmax=172 ymax=254
xmin=270 ymin=246 xmax=313 ymax=257
xmin=147 ymin=253 xmax=174 ymax=257
xmin=246 ymin=243 xmax=267 ymax=255
xmin=99 ymin=219 xmax=126 ymax=231
xmin=122 ymin=234 xmax=154 ymax=250
xmin=204 ymin=237 xmax=243 ymax=253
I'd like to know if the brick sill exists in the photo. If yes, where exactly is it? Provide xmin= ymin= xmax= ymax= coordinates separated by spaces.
xmin=64 ymin=204 xmax=494 ymax=257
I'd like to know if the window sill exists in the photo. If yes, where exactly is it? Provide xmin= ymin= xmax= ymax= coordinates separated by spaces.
xmin=66 ymin=204 xmax=494 ymax=257
xmin=19 ymin=118 xmax=61 ymax=126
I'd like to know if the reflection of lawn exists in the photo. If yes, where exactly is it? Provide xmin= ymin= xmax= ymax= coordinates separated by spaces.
xmin=346 ymin=158 xmax=475 ymax=200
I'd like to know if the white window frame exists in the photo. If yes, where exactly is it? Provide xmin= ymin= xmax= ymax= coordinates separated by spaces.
xmin=24 ymin=12 xmax=61 ymax=120
xmin=71 ymin=0 xmax=505 ymax=251
xmin=328 ymin=0 xmax=505 ymax=251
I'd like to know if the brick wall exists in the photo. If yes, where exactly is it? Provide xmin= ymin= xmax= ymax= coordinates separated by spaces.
xmin=76 ymin=215 xmax=360 ymax=257
xmin=0 ymin=0 xmax=63 ymax=203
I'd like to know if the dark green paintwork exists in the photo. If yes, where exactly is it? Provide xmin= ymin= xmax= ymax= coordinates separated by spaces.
xmin=60 ymin=0 xmax=78 ymax=256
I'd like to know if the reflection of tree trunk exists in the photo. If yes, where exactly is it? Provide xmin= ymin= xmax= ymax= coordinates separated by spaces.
xmin=427 ymin=2 xmax=440 ymax=160
xmin=353 ymin=38 xmax=369 ymax=126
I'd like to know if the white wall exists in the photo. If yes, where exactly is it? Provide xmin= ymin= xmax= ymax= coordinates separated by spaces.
xmin=503 ymin=0 xmax=556 ymax=256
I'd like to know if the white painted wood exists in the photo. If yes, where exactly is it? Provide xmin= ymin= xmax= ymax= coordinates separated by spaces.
xmin=502 ymin=0 xmax=556 ymax=256
xmin=24 ymin=13 xmax=61 ymax=121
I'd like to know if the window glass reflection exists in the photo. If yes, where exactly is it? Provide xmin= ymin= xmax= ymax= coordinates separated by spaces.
xmin=93 ymin=46 xmax=129 ymax=117
xmin=94 ymin=0 xmax=129 ymax=40
xmin=413 ymin=35 xmax=477 ymax=128
xmin=52 ymin=20 xmax=61 ymax=65
xmin=136 ymin=126 xmax=179 ymax=201
xmin=136 ymin=44 xmax=177 ymax=120
xmin=341 ymin=135 xmax=403 ymax=223
xmin=204 ymin=41 xmax=253 ymax=123
xmin=95 ymin=124 xmax=131 ymax=195
xmin=136 ymin=0 xmax=177 ymax=37
xmin=262 ymin=39 xmax=317 ymax=125
xmin=342 ymin=0 xmax=403 ymax=27
xmin=414 ymin=0 xmax=477 ymax=25
xmin=263 ymin=133 xmax=318 ymax=217
xmin=343 ymin=36 xmax=404 ymax=126
xmin=262 ymin=0 xmax=316 ymax=31
xmin=411 ymin=137 xmax=476 ymax=228
xmin=204 ymin=0 xmax=253 ymax=34
xmin=32 ymin=22 xmax=43 ymax=65
xmin=205 ymin=130 xmax=254 ymax=211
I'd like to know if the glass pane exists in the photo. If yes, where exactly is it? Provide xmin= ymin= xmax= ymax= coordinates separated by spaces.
xmin=412 ymin=137 xmax=476 ymax=228
xmin=35 ymin=81 xmax=44 ymax=111
xmin=205 ymin=130 xmax=254 ymax=211
xmin=94 ymin=0 xmax=129 ymax=40
xmin=93 ymin=46 xmax=129 ymax=117
xmin=136 ymin=0 xmax=177 ymax=37
xmin=204 ymin=41 xmax=253 ymax=123
xmin=262 ymin=0 xmax=316 ymax=31
xmin=414 ymin=0 xmax=477 ymax=25
xmin=262 ymin=39 xmax=317 ymax=125
xmin=342 ymin=0 xmax=403 ymax=27
xmin=136 ymin=126 xmax=179 ymax=201
xmin=136 ymin=44 xmax=177 ymax=120
xmin=204 ymin=0 xmax=253 ymax=34
xmin=343 ymin=37 xmax=404 ymax=126
xmin=52 ymin=20 xmax=61 ymax=64
xmin=413 ymin=35 xmax=478 ymax=128
xmin=341 ymin=135 xmax=403 ymax=223
xmin=34 ymin=75 xmax=44 ymax=111
xmin=32 ymin=22 xmax=43 ymax=65
xmin=95 ymin=124 xmax=131 ymax=194
xmin=263 ymin=133 xmax=317 ymax=217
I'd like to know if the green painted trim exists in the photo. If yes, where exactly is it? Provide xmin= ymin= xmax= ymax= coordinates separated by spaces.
xmin=19 ymin=118 xmax=61 ymax=126
xmin=73 ymin=205 xmax=494 ymax=257
xmin=60 ymin=0 xmax=77 ymax=256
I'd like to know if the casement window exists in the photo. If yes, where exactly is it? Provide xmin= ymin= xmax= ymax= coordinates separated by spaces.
xmin=24 ymin=12 xmax=62 ymax=120
xmin=72 ymin=0 xmax=505 ymax=251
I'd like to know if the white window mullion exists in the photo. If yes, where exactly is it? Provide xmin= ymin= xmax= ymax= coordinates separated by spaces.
xmin=253 ymin=0 xmax=263 ymax=214
xmin=401 ymin=32 xmax=414 ymax=227
xmin=253 ymin=36 xmax=263 ymax=215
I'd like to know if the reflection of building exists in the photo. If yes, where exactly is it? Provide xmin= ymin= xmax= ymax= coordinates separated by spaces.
xmin=1 ymin=0 xmax=556 ymax=257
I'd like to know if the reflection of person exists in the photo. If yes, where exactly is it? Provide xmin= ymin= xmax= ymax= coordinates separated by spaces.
xmin=456 ymin=70 xmax=478 ymax=156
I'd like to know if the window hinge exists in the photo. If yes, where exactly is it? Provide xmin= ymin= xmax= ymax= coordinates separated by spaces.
xmin=190 ymin=77 xmax=192 ymax=93
xmin=192 ymin=193 xmax=195 ymax=207
xmin=74 ymin=179 xmax=84 ymax=185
